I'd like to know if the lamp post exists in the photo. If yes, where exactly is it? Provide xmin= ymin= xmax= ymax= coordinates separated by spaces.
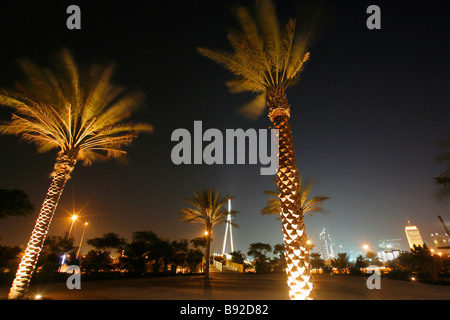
xmin=76 ymin=222 xmax=88 ymax=259
xmin=363 ymin=244 xmax=369 ymax=255
xmin=67 ymin=214 xmax=78 ymax=239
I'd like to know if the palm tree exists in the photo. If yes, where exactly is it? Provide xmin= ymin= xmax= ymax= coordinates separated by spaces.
xmin=0 ymin=49 xmax=153 ymax=299
xmin=262 ymin=178 xmax=329 ymax=219
xmin=0 ymin=189 xmax=35 ymax=221
xmin=179 ymin=188 xmax=237 ymax=278
xmin=197 ymin=0 xmax=318 ymax=299
xmin=310 ymin=252 xmax=326 ymax=272
xmin=331 ymin=252 xmax=350 ymax=274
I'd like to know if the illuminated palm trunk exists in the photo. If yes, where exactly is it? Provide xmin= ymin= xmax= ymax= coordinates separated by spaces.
xmin=268 ymin=87 xmax=313 ymax=300
xmin=204 ymin=223 xmax=212 ymax=278
xmin=8 ymin=153 xmax=76 ymax=299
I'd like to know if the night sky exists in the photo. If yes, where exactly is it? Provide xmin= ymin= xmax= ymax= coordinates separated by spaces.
xmin=0 ymin=0 xmax=449 ymax=259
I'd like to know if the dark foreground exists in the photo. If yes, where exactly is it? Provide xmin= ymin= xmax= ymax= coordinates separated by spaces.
xmin=1 ymin=271 xmax=450 ymax=300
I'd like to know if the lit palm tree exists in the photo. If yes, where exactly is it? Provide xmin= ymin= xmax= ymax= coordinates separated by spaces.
xmin=197 ymin=0 xmax=317 ymax=299
xmin=179 ymin=188 xmax=237 ymax=278
xmin=0 ymin=49 xmax=153 ymax=299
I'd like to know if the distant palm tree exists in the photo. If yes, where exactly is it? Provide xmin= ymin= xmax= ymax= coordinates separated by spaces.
xmin=310 ymin=252 xmax=326 ymax=272
xmin=331 ymin=252 xmax=349 ymax=274
xmin=262 ymin=178 xmax=329 ymax=220
xmin=0 ymin=189 xmax=35 ymax=221
xmin=0 ymin=49 xmax=153 ymax=299
xmin=197 ymin=0 xmax=318 ymax=299
xmin=179 ymin=188 xmax=237 ymax=278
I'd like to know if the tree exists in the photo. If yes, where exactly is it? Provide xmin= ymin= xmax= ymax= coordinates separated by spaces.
xmin=0 ymin=189 xmax=35 ymax=221
xmin=0 ymin=49 xmax=153 ymax=299
xmin=310 ymin=252 xmax=326 ymax=272
xmin=262 ymin=178 xmax=329 ymax=220
xmin=247 ymin=242 xmax=272 ymax=273
xmin=197 ymin=0 xmax=321 ymax=299
xmin=179 ymin=188 xmax=237 ymax=278
xmin=35 ymin=233 xmax=76 ymax=281
xmin=87 ymin=232 xmax=127 ymax=254
xmin=0 ymin=245 xmax=22 ymax=273
xmin=365 ymin=251 xmax=383 ymax=267
xmin=331 ymin=252 xmax=349 ymax=274
xmin=123 ymin=230 xmax=160 ymax=274
xmin=410 ymin=244 xmax=439 ymax=282
xmin=351 ymin=255 xmax=368 ymax=275
xmin=169 ymin=239 xmax=189 ymax=273
xmin=272 ymin=243 xmax=286 ymax=272
xmin=82 ymin=249 xmax=112 ymax=274
xmin=434 ymin=138 xmax=450 ymax=186
xmin=186 ymin=238 xmax=206 ymax=273
xmin=230 ymin=250 xmax=245 ymax=264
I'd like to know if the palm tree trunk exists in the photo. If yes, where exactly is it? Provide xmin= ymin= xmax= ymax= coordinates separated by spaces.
xmin=8 ymin=153 xmax=76 ymax=299
xmin=267 ymin=87 xmax=313 ymax=300
xmin=204 ymin=225 xmax=212 ymax=279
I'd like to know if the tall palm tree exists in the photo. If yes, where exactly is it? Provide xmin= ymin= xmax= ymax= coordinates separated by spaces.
xmin=0 ymin=49 xmax=153 ymax=299
xmin=179 ymin=188 xmax=237 ymax=278
xmin=197 ymin=0 xmax=318 ymax=299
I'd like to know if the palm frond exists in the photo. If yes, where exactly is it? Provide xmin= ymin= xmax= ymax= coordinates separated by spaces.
xmin=236 ymin=93 xmax=267 ymax=120
xmin=198 ymin=0 xmax=312 ymax=119
xmin=0 ymin=49 xmax=152 ymax=164
xmin=179 ymin=188 xmax=238 ymax=228
xmin=262 ymin=177 xmax=329 ymax=218
xmin=256 ymin=0 xmax=282 ymax=85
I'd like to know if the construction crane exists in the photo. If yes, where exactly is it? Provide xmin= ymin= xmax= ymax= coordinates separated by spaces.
xmin=437 ymin=216 xmax=450 ymax=249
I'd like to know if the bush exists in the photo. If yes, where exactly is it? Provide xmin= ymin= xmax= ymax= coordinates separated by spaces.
xmin=386 ymin=269 xmax=412 ymax=281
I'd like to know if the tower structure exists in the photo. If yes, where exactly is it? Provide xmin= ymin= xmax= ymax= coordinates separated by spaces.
xmin=319 ymin=228 xmax=335 ymax=260
xmin=404 ymin=218 xmax=424 ymax=249
xmin=222 ymin=198 xmax=234 ymax=255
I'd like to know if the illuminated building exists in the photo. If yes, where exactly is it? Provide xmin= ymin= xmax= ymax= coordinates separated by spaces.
xmin=377 ymin=239 xmax=402 ymax=262
xmin=319 ymin=228 xmax=335 ymax=260
xmin=404 ymin=220 xmax=424 ymax=249
xmin=431 ymin=233 xmax=450 ymax=256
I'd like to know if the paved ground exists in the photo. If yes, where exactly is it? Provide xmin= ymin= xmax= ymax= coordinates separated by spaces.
xmin=1 ymin=270 xmax=450 ymax=300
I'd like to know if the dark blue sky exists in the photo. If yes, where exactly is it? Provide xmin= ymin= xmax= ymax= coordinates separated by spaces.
xmin=0 ymin=0 xmax=449 ymax=259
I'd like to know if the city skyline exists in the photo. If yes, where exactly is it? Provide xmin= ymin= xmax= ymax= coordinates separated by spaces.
xmin=0 ymin=1 xmax=449 ymax=261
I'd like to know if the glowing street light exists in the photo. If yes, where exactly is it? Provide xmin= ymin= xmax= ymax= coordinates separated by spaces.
xmin=363 ymin=244 xmax=369 ymax=253
xmin=76 ymin=222 xmax=88 ymax=259
xmin=67 ymin=214 xmax=78 ymax=239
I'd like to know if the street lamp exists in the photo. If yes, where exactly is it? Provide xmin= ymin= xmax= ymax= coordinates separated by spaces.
xmin=76 ymin=222 xmax=88 ymax=259
xmin=67 ymin=214 xmax=78 ymax=239
xmin=363 ymin=244 xmax=369 ymax=254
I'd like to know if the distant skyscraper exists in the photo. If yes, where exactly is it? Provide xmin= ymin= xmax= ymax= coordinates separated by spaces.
xmin=404 ymin=219 xmax=424 ymax=249
xmin=319 ymin=228 xmax=335 ymax=259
